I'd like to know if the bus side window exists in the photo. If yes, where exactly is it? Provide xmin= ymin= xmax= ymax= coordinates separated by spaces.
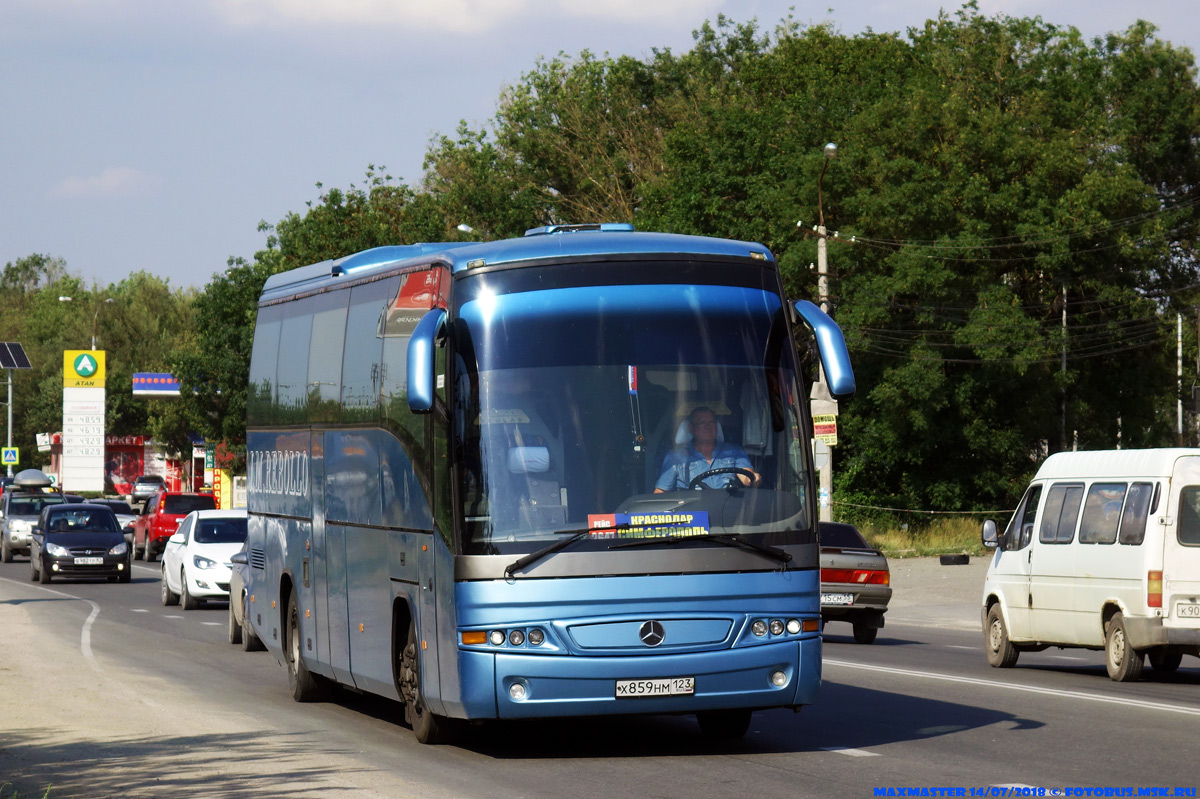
xmin=1118 ymin=482 xmax=1154 ymax=546
xmin=1040 ymin=483 xmax=1083 ymax=544
xmin=1177 ymin=486 xmax=1200 ymax=546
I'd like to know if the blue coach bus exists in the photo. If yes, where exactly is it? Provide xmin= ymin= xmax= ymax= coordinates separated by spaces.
xmin=244 ymin=223 xmax=854 ymax=743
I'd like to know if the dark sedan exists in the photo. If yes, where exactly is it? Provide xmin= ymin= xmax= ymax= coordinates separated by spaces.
xmin=819 ymin=521 xmax=891 ymax=644
xmin=227 ymin=547 xmax=265 ymax=651
xmin=30 ymin=503 xmax=131 ymax=584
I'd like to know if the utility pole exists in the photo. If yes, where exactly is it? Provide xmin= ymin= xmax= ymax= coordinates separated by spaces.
xmin=810 ymin=142 xmax=838 ymax=522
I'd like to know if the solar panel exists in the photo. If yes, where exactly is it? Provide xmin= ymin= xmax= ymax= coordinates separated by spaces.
xmin=7 ymin=342 xmax=30 ymax=369
xmin=0 ymin=343 xmax=32 ymax=370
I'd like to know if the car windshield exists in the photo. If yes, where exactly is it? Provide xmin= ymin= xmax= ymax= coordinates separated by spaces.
xmin=194 ymin=517 xmax=247 ymax=544
xmin=9 ymin=496 xmax=65 ymax=515
xmin=45 ymin=510 xmax=120 ymax=532
xmin=163 ymin=495 xmax=216 ymax=514
xmin=136 ymin=475 xmax=164 ymax=484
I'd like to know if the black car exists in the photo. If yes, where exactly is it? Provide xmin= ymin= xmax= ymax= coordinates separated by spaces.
xmin=29 ymin=503 xmax=131 ymax=584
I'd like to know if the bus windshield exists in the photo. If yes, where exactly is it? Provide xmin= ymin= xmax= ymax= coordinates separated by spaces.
xmin=453 ymin=266 xmax=813 ymax=556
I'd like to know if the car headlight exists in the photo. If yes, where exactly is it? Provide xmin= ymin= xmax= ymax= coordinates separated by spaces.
xmin=193 ymin=555 xmax=217 ymax=570
xmin=46 ymin=542 xmax=70 ymax=557
xmin=109 ymin=542 xmax=128 ymax=556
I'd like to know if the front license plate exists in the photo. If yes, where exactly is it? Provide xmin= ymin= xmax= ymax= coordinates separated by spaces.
xmin=821 ymin=592 xmax=854 ymax=605
xmin=1177 ymin=602 xmax=1200 ymax=618
xmin=73 ymin=557 xmax=103 ymax=565
xmin=615 ymin=677 xmax=694 ymax=698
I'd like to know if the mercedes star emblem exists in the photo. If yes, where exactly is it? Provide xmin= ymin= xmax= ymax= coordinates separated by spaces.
xmin=639 ymin=620 xmax=666 ymax=647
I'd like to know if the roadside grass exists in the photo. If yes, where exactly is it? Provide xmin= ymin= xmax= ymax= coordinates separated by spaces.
xmin=849 ymin=516 xmax=991 ymax=559
xmin=0 ymin=785 xmax=51 ymax=799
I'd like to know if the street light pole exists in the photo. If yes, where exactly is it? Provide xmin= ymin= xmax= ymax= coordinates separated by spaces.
xmin=92 ymin=298 xmax=115 ymax=350
xmin=812 ymin=142 xmax=838 ymax=523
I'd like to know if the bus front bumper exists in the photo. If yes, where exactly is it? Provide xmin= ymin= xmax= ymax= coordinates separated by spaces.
xmin=456 ymin=636 xmax=820 ymax=720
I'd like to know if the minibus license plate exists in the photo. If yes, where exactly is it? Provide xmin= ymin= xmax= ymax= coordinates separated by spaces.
xmin=74 ymin=557 xmax=103 ymax=565
xmin=821 ymin=593 xmax=854 ymax=605
xmin=1177 ymin=602 xmax=1200 ymax=618
xmin=615 ymin=677 xmax=694 ymax=698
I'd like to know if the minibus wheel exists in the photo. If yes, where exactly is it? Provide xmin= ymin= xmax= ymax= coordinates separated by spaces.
xmin=1104 ymin=613 xmax=1144 ymax=682
xmin=985 ymin=605 xmax=1018 ymax=668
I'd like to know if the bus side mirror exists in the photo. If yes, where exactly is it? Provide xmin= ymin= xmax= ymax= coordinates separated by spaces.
xmin=791 ymin=300 xmax=855 ymax=400
xmin=407 ymin=308 xmax=447 ymax=413
xmin=982 ymin=519 xmax=999 ymax=549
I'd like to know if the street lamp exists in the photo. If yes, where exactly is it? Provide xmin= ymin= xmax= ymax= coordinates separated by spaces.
xmin=58 ymin=296 xmax=115 ymax=350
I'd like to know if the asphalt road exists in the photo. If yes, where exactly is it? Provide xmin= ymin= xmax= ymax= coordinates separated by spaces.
xmin=1 ymin=555 xmax=1196 ymax=799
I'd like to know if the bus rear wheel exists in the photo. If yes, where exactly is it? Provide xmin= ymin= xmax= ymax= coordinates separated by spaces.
xmin=399 ymin=623 xmax=455 ymax=744
xmin=286 ymin=589 xmax=329 ymax=702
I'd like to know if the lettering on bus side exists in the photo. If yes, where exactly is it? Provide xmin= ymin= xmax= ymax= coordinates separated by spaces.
xmin=247 ymin=433 xmax=312 ymax=517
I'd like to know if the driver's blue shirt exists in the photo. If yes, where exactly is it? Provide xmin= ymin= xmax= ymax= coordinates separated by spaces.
xmin=655 ymin=442 xmax=753 ymax=491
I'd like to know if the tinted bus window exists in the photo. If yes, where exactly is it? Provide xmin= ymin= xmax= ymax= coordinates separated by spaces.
xmin=1079 ymin=483 xmax=1125 ymax=544
xmin=341 ymin=277 xmax=397 ymax=423
xmin=309 ymin=291 xmax=349 ymax=423
xmin=248 ymin=304 xmax=283 ymax=426
xmin=276 ymin=297 xmax=314 ymax=423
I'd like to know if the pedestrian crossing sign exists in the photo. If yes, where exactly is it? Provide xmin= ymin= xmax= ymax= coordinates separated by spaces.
xmin=1 ymin=447 xmax=17 ymax=465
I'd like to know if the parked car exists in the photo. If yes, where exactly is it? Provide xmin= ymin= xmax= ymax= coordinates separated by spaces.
xmin=819 ymin=521 xmax=892 ymax=644
xmin=228 ymin=545 xmax=265 ymax=651
xmin=29 ymin=503 xmax=130 ymax=583
xmin=161 ymin=509 xmax=247 ymax=610
xmin=1 ymin=470 xmax=67 ymax=562
xmin=130 ymin=474 xmax=166 ymax=504
xmin=131 ymin=491 xmax=217 ymax=562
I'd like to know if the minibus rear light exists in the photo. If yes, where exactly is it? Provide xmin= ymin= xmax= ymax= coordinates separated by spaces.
xmin=1148 ymin=570 xmax=1163 ymax=608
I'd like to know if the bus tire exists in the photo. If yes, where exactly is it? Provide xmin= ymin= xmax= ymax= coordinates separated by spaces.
xmin=985 ymin=604 xmax=1019 ymax=668
xmin=697 ymin=708 xmax=752 ymax=739
xmin=286 ymin=589 xmax=329 ymax=702
xmin=400 ymin=623 xmax=454 ymax=744
xmin=1105 ymin=612 xmax=1143 ymax=682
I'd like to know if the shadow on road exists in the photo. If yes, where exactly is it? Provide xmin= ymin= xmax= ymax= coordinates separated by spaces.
xmin=0 ymin=728 xmax=358 ymax=799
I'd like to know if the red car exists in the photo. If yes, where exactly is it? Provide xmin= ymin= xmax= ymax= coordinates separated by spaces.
xmin=131 ymin=492 xmax=217 ymax=562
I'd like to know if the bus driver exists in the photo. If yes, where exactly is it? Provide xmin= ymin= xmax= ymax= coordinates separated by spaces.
xmin=654 ymin=406 xmax=760 ymax=492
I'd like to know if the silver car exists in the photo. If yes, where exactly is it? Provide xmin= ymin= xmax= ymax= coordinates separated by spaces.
xmin=2 ymin=492 xmax=68 ymax=562
xmin=819 ymin=521 xmax=892 ymax=644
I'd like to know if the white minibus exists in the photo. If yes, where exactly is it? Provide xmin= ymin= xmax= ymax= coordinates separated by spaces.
xmin=981 ymin=448 xmax=1200 ymax=681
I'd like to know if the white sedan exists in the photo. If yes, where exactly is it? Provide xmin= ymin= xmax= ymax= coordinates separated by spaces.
xmin=161 ymin=509 xmax=248 ymax=610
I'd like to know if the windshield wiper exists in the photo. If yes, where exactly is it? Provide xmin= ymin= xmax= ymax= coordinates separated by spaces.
xmin=608 ymin=533 xmax=793 ymax=565
xmin=503 ymin=524 xmax=630 ymax=579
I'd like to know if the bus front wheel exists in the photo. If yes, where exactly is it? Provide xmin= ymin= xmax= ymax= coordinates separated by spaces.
xmin=286 ymin=590 xmax=329 ymax=701
xmin=399 ymin=623 xmax=455 ymax=744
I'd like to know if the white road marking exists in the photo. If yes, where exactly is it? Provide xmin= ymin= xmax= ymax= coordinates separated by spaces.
xmin=131 ymin=608 xmax=149 ymax=613
xmin=201 ymin=622 xmax=221 ymax=626
xmin=825 ymin=659 xmax=1200 ymax=716
xmin=946 ymin=645 xmax=976 ymax=650
xmin=0 ymin=577 xmax=101 ymax=671
xmin=819 ymin=746 xmax=879 ymax=757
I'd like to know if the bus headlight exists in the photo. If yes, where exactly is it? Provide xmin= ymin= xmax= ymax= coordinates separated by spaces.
xmin=769 ymin=619 xmax=785 ymax=636
xmin=527 ymin=628 xmax=544 ymax=646
xmin=751 ymin=620 xmax=768 ymax=637
xmin=489 ymin=630 xmax=506 ymax=646
xmin=508 ymin=629 xmax=525 ymax=646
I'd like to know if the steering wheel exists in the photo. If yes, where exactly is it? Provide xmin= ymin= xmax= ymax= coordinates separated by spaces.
xmin=688 ymin=467 xmax=757 ymax=490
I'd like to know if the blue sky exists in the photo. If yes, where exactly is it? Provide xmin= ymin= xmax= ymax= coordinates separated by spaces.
xmin=2 ymin=0 xmax=1198 ymax=289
